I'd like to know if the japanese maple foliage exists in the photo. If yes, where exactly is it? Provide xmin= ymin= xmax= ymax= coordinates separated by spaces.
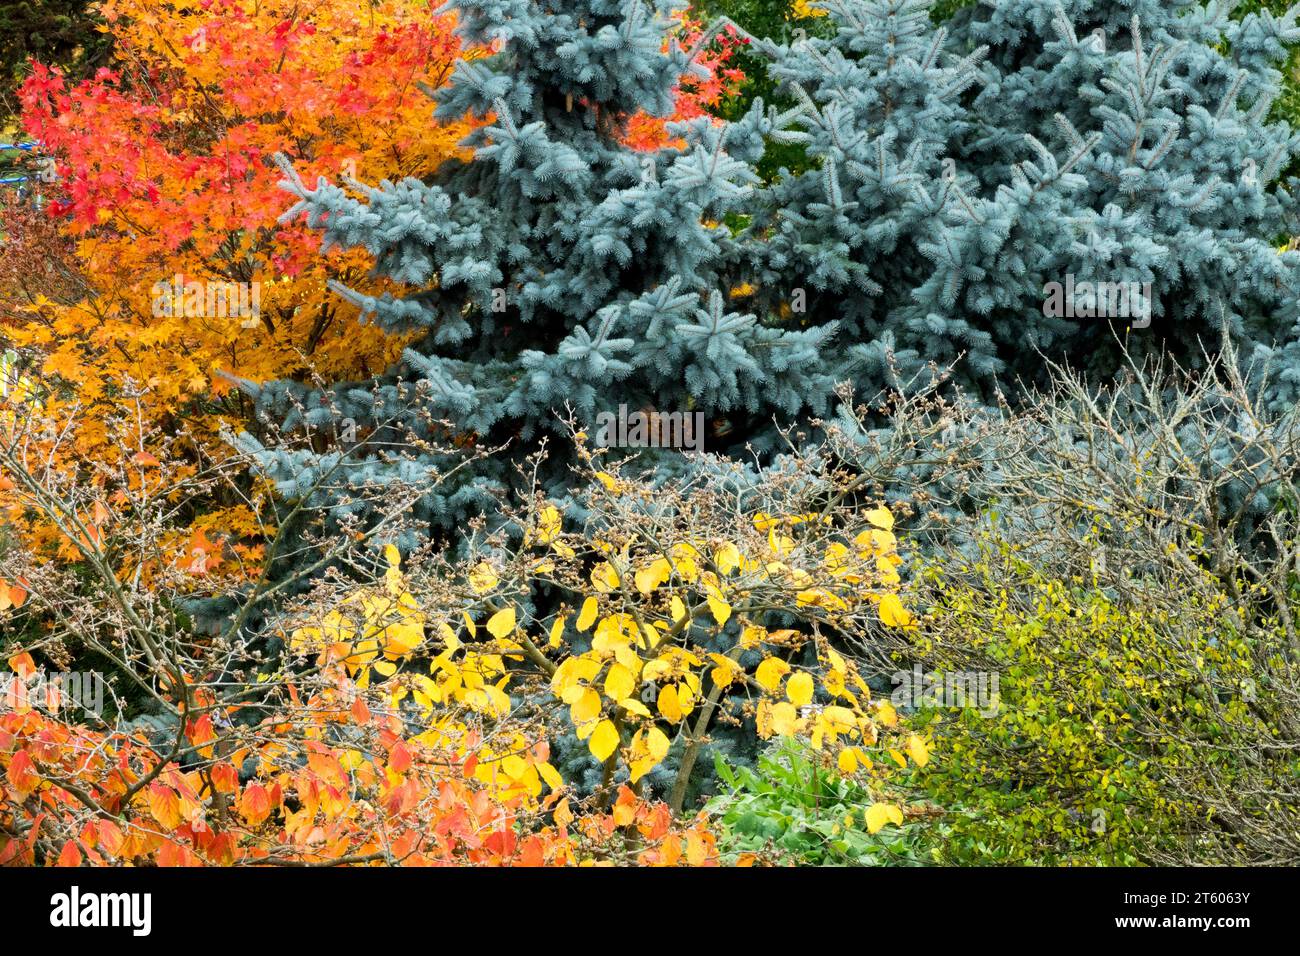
xmin=13 ymin=0 xmax=473 ymax=432
xmin=624 ymin=13 xmax=745 ymax=151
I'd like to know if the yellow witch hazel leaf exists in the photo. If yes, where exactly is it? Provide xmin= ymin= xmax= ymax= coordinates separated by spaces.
xmin=707 ymin=594 xmax=732 ymax=626
xmin=469 ymin=562 xmax=499 ymax=594
xmin=770 ymin=701 xmax=799 ymax=736
xmin=537 ymin=505 xmax=562 ymax=543
xmin=877 ymin=593 xmax=914 ymax=628
xmin=382 ymin=544 xmax=404 ymax=593
xmin=768 ymin=527 xmax=795 ymax=556
xmin=669 ymin=543 xmax=701 ymax=582
xmin=670 ymin=595 xmax=688 ymax=625
xmin=838 ymin=746 xmax=865 ymax=774
xmin=576 ymin=596 xmax=599 ymax=631
xmin=438 ymin=621 xmax=461 ymax=654
xmin=864 ymin=506 xmax=894 ymax=531
xmin=589 ymin=719 xmax=620 ymax=762
xmin=646 ymin=725 xmax=670 ymax=761
xmin=855 ymin=527 xmax=897 ymax=554
xmin=552 ymin=655 xmax=602 ymax=701
xmin=591 ymin=561 xmax=620 ymax=593
xmin=876 ymin=699 xmax=898 ymax=727
xmin=604 ymin=662 xmax=636 ymax=701
xmin=538 ymin=761 xmax=564 ymax=792
xmin=382 ymin=612 xmax=425 ymax=659
xmin=786 ymin=671 xmax=814 ymax=707
xmin=709 ymin=653 xmax=740 ymax=688
xmin=823 ymin=541 xmax=851 ymax=572
xmin=755 ymin=657 xmax=791 ymax=693
xmin=486 ymin=607 xmax=516 ymax=639
xmin=714 ymin=542 xmax=741 ymax=576
xmin=907 ymin=734 xmax=930 ymax=767
xmin=865 ymin=803 xmax=904 ymax=834
xmin=620 ymin=698 xmax=652 ymax=717
xmin=571 ymin=687 xmax=602 ymax=724
xmin=628 ymin=726 xmax=671 ymax=783
xmin=593 ymin=614 xmax=634 ymax=655
xmin=756 ymin=699 xmax=800 ymax=738
xmin=791 ymin=0 xmax=828 ymax=17
xmin=549 ymin=614 xmax=568 ymax=648
xmin=554 ymin=798 xmax=574 ymax=827
xmin=658 ymin=684 xmax=684 ymax=723
xmin=634 ymin=557 xmax=673 ymax=595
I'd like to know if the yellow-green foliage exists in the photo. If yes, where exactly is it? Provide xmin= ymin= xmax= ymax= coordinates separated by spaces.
xmin=902 ymin=542 xmax=1276 ymax=866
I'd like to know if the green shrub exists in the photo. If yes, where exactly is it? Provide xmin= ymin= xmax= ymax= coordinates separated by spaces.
xmin=707 ymin=738 xmax=938 ymax=865
xmin=895 ymin=541 xmax=1299 ymax=865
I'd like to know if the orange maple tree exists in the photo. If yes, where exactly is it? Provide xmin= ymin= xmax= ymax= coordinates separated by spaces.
xmin=7 ymin=0 xmax=741 ymax=434
xmin=10 ymin=0 xmax=473 ymax=452
xmin=625 ymin=15 xmax=745 ymax=151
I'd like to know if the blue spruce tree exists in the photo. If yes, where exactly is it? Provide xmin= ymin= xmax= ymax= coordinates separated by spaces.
xmin=739 ymin=0 xmax=1300 ymax=407
xmin=239 ymin=0 xmax=1300 ymax=546
xmin=235 ymin=0 xmax=832 ymax=548
xmin=218 ymin=0 xmax=1300 ymax=804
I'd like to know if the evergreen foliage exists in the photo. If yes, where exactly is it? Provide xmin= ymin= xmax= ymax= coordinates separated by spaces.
xmin=0 ymin=0 xmax=107 ymax=121
xmin=241 ymin=0 xmax=827 ymax=547
xmin=741 ymin=0 xmax=1300 ymax=409
xmin=245 ymin=0 xmax=1300 ymax=556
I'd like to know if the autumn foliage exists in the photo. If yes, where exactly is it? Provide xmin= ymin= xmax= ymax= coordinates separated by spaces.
xmin=0 ymin=649 xmax=718 ymax=867
xmin=624 ymin=15 xmax=745 ymax=151
xmin=0 ymin=0 xmax=741 ymax=564
xmin=7 ymin=0 xmax=1299 ymax=876
xmin=0 ymin=378 xmax=918 ymax=866
xmin=0 ymin=0 xmax=824 ymax=870
xmin=10 ymin=0 xmax=471 ymax=448
xmin=8 ymin=0 xmax=740 ymax=423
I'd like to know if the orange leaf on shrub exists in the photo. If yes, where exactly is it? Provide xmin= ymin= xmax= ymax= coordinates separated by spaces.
xmin=56 ymin=840 xmax=82 ymax=868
